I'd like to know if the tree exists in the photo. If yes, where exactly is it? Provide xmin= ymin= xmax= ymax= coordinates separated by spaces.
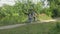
xmin=48 ymin=0 xmax=60 ymax=17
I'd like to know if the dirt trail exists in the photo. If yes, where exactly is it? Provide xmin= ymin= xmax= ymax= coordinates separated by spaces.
xmin=0 ymin=24 xmax=26 ymax=30
xmin=0 ymin=19 xmax=57 ymax=30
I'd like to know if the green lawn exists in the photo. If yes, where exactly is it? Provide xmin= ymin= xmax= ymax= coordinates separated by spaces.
xmin=0 ymin=22 xmax=60 ymax=34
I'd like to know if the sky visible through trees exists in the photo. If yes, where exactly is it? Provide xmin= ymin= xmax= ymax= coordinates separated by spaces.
xmin=0 ymin=0 xmax=49 ymax=8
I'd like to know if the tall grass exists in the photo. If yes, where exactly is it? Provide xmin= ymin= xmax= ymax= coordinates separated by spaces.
xmin=0 ymin=16 xmax=27 ymax=26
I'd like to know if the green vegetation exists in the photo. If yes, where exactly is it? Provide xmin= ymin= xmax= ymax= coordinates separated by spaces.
xmin=0 ymin=0 xmax=60 ymax=34
xmin=0 ymin=0 xmax=60 ymax=25
xmin=0 ymin=0 xmax=47 ymax=25
xmin=0 ymin=0 xmax=41 ymax=23
xmin=0 ymin=22 xmax=60 ymax=34
xmin=0 ymin=16 xmax=27 ymax=26
xmin=48 ymin=0 xmax=60 ymax=17
xmin=37 ymin=14 xmax=52 ymax=20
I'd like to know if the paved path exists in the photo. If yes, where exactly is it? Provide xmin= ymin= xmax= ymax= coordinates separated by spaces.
xmin=0 ymin=19 xmax=57 ymax=30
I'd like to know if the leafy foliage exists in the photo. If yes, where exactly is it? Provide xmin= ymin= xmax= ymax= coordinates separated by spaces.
xmin=0 ymin=0 xmax=60 ymax=25
xmin=48 ymin=0 xmax=60 ymax=17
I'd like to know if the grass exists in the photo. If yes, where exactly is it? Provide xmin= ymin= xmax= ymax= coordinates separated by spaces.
xmin=0 ymin=16 xmax=27 ymax=26
xmin=0 ymin=22 xmax=60 ymax=34
xmin=37 ymin=14 xmax=52 ymax=20
xmin=0 ymin=14 xmax=52 ymax=26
